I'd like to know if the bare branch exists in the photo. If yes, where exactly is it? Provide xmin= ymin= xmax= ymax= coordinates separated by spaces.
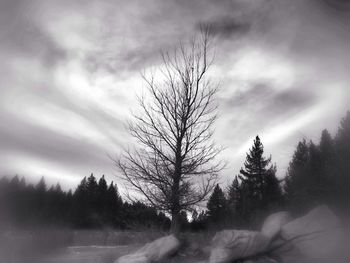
xmin=116 ymin=31 xmax=224 ymax=232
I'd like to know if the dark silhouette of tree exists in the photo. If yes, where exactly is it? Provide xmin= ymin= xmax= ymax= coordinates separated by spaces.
xmin=336 ymin=111 xmax=350 ymax=150
xmin=72 ymin=176 xmax=89 ymax=227
xmin=207 ymin=184 xmax=227 ymax=227
xmin=35 ymin=177 xmax=47 ymax=222
xmin=262 ymin=165 xmax=283 ymax=211
xmin=238 ymin=136 xmax=282 ymax=223
xmin=97 ymin=175 xmax=108 ymax=224
xmin=284 ymin=139 xmax=310 ymax=212
xmin=334 ymin=111 xmax=350 ymax=210
xmin=316 ymin=130 xmax=336 ymax=204
xmin=117 ymin=30 xmax=224 ymax=233
xmin=285 ymin=132 xmax=339 ymax=214
xmin=227 ymin=176 xmax=240 ymax=219
xmin=226 ymin=176 xmax=246 ymax=227
xmin=105 ymin=181 xmax=123 ymax=227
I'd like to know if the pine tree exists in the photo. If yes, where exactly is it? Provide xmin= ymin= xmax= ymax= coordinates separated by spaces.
xmin=36 ymin=177 xmax=46 ymax=192
xmin=319 ymin=130 xmax=336 ymax=203
xmin=106 ymin=182 xmax=123 ymax=227
xmin=334 ymin=112 xmax=350 ymax=210
xmin=262 ymin=165 xmax=283 ymax=211
xmin=227 ymin=176 xmax=241 ymax=225
xmin=239 ymin=136 xmax=282 ymax=223
xmin=284 ymin=140 xmax=309 ymax=209
xmin=73 ymin=177 xmax=89 ymax=227
xmin=336 ymin=111 xmax=350 ymax=147
xmin=97 ymin=175 xmax=108 ymax=224
xmin=207 ymin=184 xmax=227 ymax=227
xmin=285 ymin=132 xmax=338 ymax=213
xmin=86 ymin=173 xmax=98 ymax=203
xmin=35 ymin=177 xmax=47 ymax=222
xmin=335 ymin=112 xmax=350 ymax=180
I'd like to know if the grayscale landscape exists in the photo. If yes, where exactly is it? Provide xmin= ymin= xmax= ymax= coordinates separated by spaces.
xmin=0 ymin=0 xmax=350 ymax=262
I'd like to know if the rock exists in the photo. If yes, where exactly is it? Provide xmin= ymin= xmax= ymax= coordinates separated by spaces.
xmin=280 ymin=205 xmax=342 ymax=260
xmin=117 ymin=253 xmax=150 ymax=263
xmin=209 ymin=230 xmax=271 ymax=263
xmin=268 ymin=237 xmax=305 ymax=263
xmin=261 ymin=211 xmax=292 ymax=239
xmin=138 ymin=234 xmax=180 ymax=261
xmin=243 ymin=256 xmax=278 ymax=263
xmin=116 ymin=235 xmax=180 ymax=263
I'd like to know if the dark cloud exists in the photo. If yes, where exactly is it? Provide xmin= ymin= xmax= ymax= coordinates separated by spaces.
xmin=318 ymin=0 xmax=350 ymax=12
xmin=224 ymin=82 xmax=316 ymax=115
xmin=224 ymin=84 xmax=274 ymax=108
xmin=272 ymin=88 xmax=316 ymax=111
xmin=198 ymin=16 xmax=251 ymax=38
xmin=0 ymin=0 xmax=66 ymax=67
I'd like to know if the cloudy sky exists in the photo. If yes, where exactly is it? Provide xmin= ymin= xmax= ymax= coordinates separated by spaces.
xmin=0 ymin=0 xmax=349 ymax=191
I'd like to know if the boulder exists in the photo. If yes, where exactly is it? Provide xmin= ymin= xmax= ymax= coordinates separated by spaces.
xmin=261 ymin=211 xmax=292 ymax=239
xmin=209 ymin=230 xmax=271 ymax=263
xmin=243 ymin=256 xmax=278 ymax=263
xmin=280 ymin=205 xmax=342 ymax=260
xmin=117 ymin=253 xmax=150 ymax=263
xmin=116 ymin=235 xmax=180 ymax=263
xmin=268 ymin=237 xmax=305 ymax=263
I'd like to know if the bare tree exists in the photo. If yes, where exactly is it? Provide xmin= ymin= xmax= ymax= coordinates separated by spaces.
xmin=117 ymin=30 xmax=224 ymax=234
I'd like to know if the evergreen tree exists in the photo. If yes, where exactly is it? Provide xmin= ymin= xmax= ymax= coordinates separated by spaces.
xmin=87 ymin=173 xmax=98 ymax=206
xmin=308 ymin=141 xmax=324 ymax=200
xmin=334 ymin=112 xmax=350 ymax=210
xmin=35 ymin=177 xmax=47 ymax=222
xmin=335 ymin=112 xmax=350 ymax=174
xmin=262 ymin=165 xmax=283 ymax=211
xmin=227 ymin=176 xmax=242 ymax=226
xmin=207 ymin=184 xmax=227 ymax=227
xmin=284 ymin=139 xmax=310 ymax=210
xmin=336 ymin=111 xmax=350 ymax=148
xmin=73 ymin=176 xmax=89 ymax=227
xmin=106 ymin=182 xmax=122 ymax=226
xmin=238 ymin=136 xmax=282 ymax=223
xmin=318 ymin=130 xmax=336 ymax=203
xmin=97 ymin=175 xmax=108 ymax=224
xmin=285 ymin=125 xmax=345 ymax=214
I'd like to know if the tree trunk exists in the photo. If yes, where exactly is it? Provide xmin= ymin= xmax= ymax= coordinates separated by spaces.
xmin=171 ymin=210 xmax=180 ymax=235
xmin=170 ymin=176 xmax=181 ymax=235
xmin=171 ymin=143 xmax=182 ymax=235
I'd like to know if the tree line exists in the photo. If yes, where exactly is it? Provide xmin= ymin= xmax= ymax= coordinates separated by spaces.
xmin=190 ymin=111 xmax=350 ymax=231
xmin=284 ymin=111 xmax=350 ymax=215
xmin=0 ymin=111 xmax=349 ymax=231
xmin=0 ymin=174 xmax=170 ymax=230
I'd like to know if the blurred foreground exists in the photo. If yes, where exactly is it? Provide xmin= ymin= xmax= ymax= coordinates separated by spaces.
xmin=3 ymin=205 xmax=350 ymax=263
